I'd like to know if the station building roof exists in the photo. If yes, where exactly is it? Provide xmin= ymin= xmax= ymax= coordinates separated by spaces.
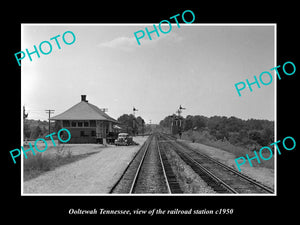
xmin=50 ymin=95 xmax=117 ymax=122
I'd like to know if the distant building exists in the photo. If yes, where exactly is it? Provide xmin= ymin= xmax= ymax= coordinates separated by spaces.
xmin=51 ymin=95 xmax=118 ymax=144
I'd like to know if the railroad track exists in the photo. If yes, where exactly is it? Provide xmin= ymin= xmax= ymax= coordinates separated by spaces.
xmin=159 ymin=133 xmax=274 ymax=194
xmin=110 ymin=134 xmax=182 ymax=194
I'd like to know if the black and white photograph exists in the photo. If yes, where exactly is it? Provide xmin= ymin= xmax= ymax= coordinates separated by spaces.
xmin=21 ymin=24 xmax=276 ymax=195
xmin=3 ymin=4 xmax=299 ymax=220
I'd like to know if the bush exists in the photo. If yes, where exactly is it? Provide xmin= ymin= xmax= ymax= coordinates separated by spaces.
xmin=159 ymin=114 xmax=274 ymax=149
xmin=24 ymin=152 xmax=52 ymax=176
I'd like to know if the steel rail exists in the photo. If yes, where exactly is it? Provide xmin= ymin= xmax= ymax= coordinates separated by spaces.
xmin=175 ymin=140 xmax=274 ymax=193
xmin=156 ymin=135 xmax=172 ymax=194
xmin=129 ymin=135 xmax=153 ymax=194
xmin=174 ymin=146 xmax=239 ymax=193
xmin=109 ymin=136 xmax=150 ymax=194
xmin=161 ymin=133 xmax=273 ymax=194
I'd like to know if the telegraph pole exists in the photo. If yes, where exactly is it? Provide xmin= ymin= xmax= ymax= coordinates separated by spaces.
xmin=23 ymin=106 xmax=28 ymax=120
xmin=23 ymin=106 xmax=28 ymax=143
xmin=45 ymin=109 xmax=55 ymax=133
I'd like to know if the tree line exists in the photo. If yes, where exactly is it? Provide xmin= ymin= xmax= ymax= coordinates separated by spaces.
xmin=24 ymin=119 xmax=54 ymax=140
xmin=159 ymin=114 xmax=274 ymax=150
xmin=117 ymin=114 xmax=150 ymax=135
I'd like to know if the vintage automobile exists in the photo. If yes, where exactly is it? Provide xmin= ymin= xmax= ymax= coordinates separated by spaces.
xmin=115 ymin=133 xmax=134 ymax=146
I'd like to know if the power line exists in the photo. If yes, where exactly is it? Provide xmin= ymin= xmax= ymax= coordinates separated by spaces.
xmin=23 ymin=106 xmax=28 ymax=120
xmin=45 ymin=109 xmax=55 ymax=133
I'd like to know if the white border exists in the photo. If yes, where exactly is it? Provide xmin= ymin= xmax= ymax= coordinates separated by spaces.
xmin=21 ymin=23 xmax=277 ymax=196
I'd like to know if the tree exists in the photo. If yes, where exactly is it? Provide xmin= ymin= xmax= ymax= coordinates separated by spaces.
xmin=225 ymin=116 xmax=243 ymax=132
xmin=24 ymin=123 xmax=31 ymax=139
xmin=118 ymin=114 xmax=133 ymax=134
xmin=30 ymin=126 xmax=42 ymax=139
xmin=246 ymin=119 xmax=263 ymax=130
xmin=158 ymin=113 xmax=274 ymax=149
xmin=192 ymin=115 xmax=207 ymax=130
xmin=262 ymin=126 xmax=274 ymax=144
xmin=136 ymin=116 xmax=145 ymax=135
xmin=183 ymin=115 xmax=193 ymax=131
xmin=207 ymin=116 xmax=224 ymax=130
xmin=117 ymin=114 xmax=146 ymax=135
xmin=159 ymin=115 xmax=174 ymax=128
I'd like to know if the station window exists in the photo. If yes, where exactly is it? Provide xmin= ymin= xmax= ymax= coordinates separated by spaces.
xmin=84 ymin=121 xmax=89 ymax=127
xmin=78 ymin=122 xmax=83 ymax=127
xmin=90 ymin=120 xmax=96 ymax=127
xmin=62 ymin=120 xmax=70 ymax=127
xmin=71 ymin=121 xmax=76 ymax=127
xmin=91 ymin=130 xmax=96 ymax=136
xmin=80 ymin=131 xmax=85 ymax=137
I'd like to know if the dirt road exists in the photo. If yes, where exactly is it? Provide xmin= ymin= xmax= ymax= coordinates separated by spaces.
xmin=23 ymin=137 xmax=147 ymax=194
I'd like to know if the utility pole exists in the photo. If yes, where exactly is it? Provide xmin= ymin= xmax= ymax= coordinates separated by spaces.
xmin=45 ymin=109 xmax=55 ymax=133
xmin=23 ymin=106 xmax=28 ymax=120
xmin=23 ymin=106 xmax=28 ymax=143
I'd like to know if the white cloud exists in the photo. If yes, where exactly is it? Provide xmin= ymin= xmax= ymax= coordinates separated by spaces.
xmin=98 ymin=36 xmax=137 ymax=52
xmin=98 ymin=32 xmax=184 ymax=52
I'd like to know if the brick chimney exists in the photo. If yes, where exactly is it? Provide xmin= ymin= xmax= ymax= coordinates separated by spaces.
xmin=81 ymin=95 xmax=88 ymax=102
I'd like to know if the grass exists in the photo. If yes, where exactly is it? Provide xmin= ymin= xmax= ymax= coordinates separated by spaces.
xmin=23 ymin=144 xmax=98 ymax=181
xmin=182 ymin=130 xmax=274 ymax=169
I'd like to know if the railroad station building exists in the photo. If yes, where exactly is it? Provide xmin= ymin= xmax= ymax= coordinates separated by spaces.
xmin=50 ymin=95 xmax=118 ymax=144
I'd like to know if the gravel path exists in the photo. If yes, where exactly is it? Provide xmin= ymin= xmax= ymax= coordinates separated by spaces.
xmin=23 ymin=137 xmax=148 ymax=194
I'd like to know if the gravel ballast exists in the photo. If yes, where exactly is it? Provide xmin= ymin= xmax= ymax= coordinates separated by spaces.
xmin=178 ymin=139 xmax=274 ymax=189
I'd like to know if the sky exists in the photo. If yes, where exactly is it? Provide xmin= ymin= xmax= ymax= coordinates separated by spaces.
xmin=21 ymin=24 xmax=275 ymax=124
